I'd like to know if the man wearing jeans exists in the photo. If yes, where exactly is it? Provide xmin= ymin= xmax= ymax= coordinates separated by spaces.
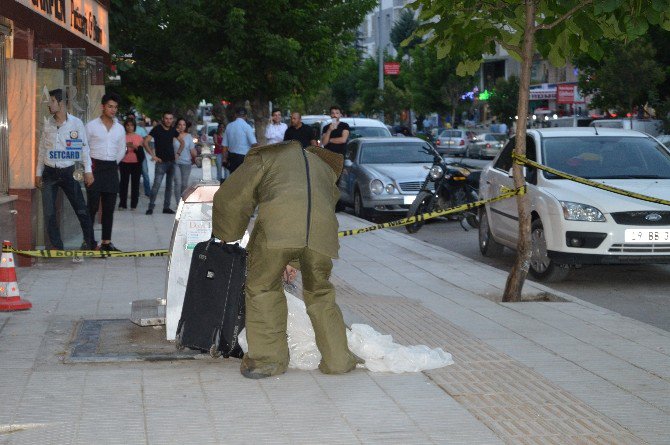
xmin=223 ymin=107 xmax=257 ymax=173
xmin=142 ymin=112 xmax=181 ymax=215
xmin=35 ymin=88 xmax=96 ymax=251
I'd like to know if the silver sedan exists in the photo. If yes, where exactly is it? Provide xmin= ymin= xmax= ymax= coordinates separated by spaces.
xmin=465 ymin=133 xmax=507 ymax=159
xmin=338 ymin=137 xmax=434 ymax=219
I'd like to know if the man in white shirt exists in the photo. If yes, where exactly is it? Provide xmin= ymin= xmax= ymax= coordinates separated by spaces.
xmin=264 ymin=108 xmax=287 ymax=144
xmin=35 ymin=89 xmax=96 ymax=251
xmin=85 ymin=92 xmax=126 ymax=252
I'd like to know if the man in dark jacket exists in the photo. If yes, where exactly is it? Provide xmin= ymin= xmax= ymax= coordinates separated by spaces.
xmin=212 ymin=141 xmax=358 ymax=379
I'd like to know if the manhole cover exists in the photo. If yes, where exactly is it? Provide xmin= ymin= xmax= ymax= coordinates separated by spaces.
xmin=66 ymin=319 xmax=201 ymax=363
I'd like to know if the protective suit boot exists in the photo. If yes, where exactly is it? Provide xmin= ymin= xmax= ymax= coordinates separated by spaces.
xmin=240 ymin=355 xmax=288 ymax=379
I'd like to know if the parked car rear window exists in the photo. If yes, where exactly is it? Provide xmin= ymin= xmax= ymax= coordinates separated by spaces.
xmin=487 ymin=134 xmax=507 ymax=142
xmin=542 ymin=136 xmax=670 ymax=179
xmin=349 ymin=126 xmax=392 ymax=139
xmin=359 ymin=142 xmax=434 ymax=164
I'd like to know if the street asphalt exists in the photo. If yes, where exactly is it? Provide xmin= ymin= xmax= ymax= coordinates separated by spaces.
xmin=1 ymin=166 xmax=668 ymax=444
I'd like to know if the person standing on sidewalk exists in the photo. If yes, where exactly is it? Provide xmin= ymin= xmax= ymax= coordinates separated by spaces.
xmin=126 ymin=112 xmax=152 ymax=197
xmin=284 ymin=112 xmax=317 ymax=148
xmin=212 ymin=141 xmax=359 ymax=379
xmin=264 ymin=108 xmax=287 ymax=144
xmin=213 ymin=124 xmax=227 ymax=182
xmin=321 ymin=106 xmax=349 ymax=156
xmin=35 ymin=88 xmax=96 ymax=251
xmin=143 ymin=112 xmax=181 ymax=215
xmin=222 ymin=107 xmax=257 ymax=174
xmin=118 ymin=118 xmax=144 ymax=211
xmin=85 ymin=92 xmax=126 ymax=252
xmin=172 ymin=118 xmax=196 ymax=205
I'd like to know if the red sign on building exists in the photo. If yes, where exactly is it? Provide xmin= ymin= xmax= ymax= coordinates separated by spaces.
xmin=384 ymin=62 xmax=401 ymax=76
xmin=556 ymin=84 xmax=575 ymax=104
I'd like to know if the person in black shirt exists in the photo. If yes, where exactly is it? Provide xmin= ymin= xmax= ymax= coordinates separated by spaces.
xmin=284 ymin=112 xmax=317 ymax=148
xmin=321 ymin=106 xmax=350 ymax=156
xmin=142 ymin=111 xmax=182 ymax=215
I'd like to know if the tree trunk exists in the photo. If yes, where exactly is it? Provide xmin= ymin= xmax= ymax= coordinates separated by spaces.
xmin=251 ymin=98 xmax=270 ymax=146
xmin=502 ymin=0 xmax=535 ymax=302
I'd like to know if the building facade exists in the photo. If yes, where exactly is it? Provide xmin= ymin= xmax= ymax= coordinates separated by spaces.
xmin=358 ymin=0 xmax=412 ymax=59
xmin=1 ymin=0 xmax=109 ymax=265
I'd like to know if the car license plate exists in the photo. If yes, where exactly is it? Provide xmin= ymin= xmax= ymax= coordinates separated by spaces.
xmin=624 ymin=229 xmax=670 ymax=243
xmin=403 ymin=195 xmax=416 ymax=205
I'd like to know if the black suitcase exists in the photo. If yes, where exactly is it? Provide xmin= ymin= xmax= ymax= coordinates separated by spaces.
xmin=175 ymin=239 xmax=247 ymax=358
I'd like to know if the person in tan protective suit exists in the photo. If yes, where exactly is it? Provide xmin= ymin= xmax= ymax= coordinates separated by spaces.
xmin=212 ymin=140 xmax=359 ymax=379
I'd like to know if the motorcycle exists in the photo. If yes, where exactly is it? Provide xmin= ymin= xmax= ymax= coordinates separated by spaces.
xmin=405 ymin=144 xmax=480 ymax=233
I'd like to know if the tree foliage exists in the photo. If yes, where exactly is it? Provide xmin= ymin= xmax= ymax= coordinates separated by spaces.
xmin=390 ymin=9 xmax=422 ymax=57
xmin=408 ymin=0 xmax=670 ymax=301
xmin=406 ymin=45 xmax=475 ymax=124
xmin=488 ymin=75 xmax=520 ymax=124
xmin=109 ymin=0 xmax=376 ymax=138
xmin=576 ymin=39 xmax=665 ymax=115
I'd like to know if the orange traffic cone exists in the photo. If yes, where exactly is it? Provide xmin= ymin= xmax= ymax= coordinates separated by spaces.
xmin=0 ymin=241 xmax=32 ymax=311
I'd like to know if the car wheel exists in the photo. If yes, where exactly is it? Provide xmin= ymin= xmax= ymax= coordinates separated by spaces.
xmin=529 ymin=219 xmax=570 ymax=282
xmin=353 ymin=190 xmax=372 ymax=220
xmin=478 ymin=207 xmax=504 ymax=257
xmin=405 ymin=191 xmax=435 ymax=233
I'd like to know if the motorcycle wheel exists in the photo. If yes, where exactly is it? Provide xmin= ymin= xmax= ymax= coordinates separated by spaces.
xmin=405 ymin=191 xmax=435 ymax=233
xmin=465 ymin=189 xmax=480 ymax=228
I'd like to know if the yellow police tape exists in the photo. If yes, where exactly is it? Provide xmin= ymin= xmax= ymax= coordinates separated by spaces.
xmin=512 ymin=152 xmax=670 ymax=207
xmin=4 ymin=187 xmax=526 ymax=257
xmin=338 ymin=186 xmax=526 ymax=237
xmin=2 ymin=246 xmax=169 ymax=258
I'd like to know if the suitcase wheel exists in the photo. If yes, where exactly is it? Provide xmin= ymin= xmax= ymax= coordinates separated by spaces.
xmin=175 ymin=321 xmax=185 ymax=350
xmin=210 ymin=328 xmax=222 ymax=358
xmin=209 ymin=343 xmax=222 ymax=358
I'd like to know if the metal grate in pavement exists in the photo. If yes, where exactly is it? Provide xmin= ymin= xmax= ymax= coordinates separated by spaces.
xmin=331 ymin=277 xmax=645 ymax=445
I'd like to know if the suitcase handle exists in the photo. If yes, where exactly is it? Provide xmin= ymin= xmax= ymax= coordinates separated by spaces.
xmin=205 ymin=237 xmax=245 ymax=254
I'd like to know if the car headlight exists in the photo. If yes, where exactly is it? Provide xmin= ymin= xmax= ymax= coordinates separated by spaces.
xmin=429 ymin=165 xmax=443 ymax=180
xmin=560 ymin=201 xmax=606 ymax=222
xmin=385 ymin=183 xmax=396 ymax=194
xmin=370 ymin=179 xmax=384 ymax=195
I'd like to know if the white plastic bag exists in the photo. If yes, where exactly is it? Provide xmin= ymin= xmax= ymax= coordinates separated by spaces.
xmin=239 ymin=291 xmax=453 ymax=373
xmin=239 ymin=290 xmax=322 ymax=370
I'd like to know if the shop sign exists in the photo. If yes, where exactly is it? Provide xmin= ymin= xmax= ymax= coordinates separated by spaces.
xmin=556 ymin=84 xmax=575 ymax=104
xmin=14 ymin=0 xmax=109 ymax=52
xmin=556 ymin=83 xmax=585 ymax=104
xmin=384 ymin=62 xmax=400 ymax=75
xmin=529 ymin=88 xmax=556 ymax=100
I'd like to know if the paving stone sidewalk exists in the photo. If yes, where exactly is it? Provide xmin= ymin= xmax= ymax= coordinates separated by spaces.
xmin=1 ymin=172 xmax=669 ymax=444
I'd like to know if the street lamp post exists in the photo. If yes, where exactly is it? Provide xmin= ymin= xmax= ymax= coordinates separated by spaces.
xmin=377 ymin=2 xmax=384 ymax=122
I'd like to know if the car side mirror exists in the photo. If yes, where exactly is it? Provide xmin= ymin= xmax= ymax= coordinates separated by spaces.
xmin=344 ymin=159 xmax=353 ymax=168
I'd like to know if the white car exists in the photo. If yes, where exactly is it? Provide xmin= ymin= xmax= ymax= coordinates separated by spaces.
xmin=478 ymin=127 xmax=670 ymax=282
xmin=319 ymin=117 xmax=392 ymax=140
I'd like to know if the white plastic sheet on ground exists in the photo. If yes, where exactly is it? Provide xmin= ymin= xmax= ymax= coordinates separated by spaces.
xmin=238 ymin=291 xmax=454 ymax=373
